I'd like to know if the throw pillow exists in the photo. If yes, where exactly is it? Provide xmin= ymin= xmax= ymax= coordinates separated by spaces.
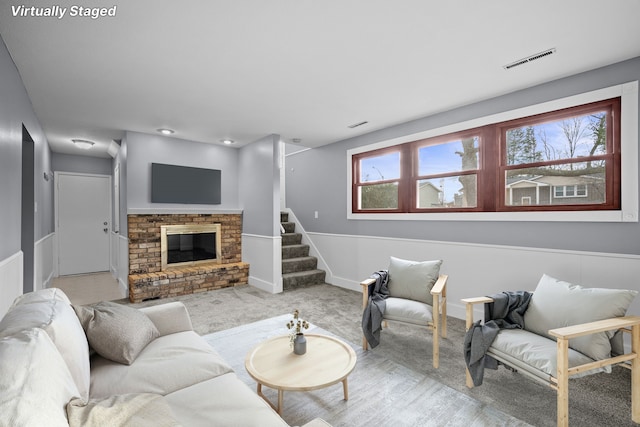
xmin=0 ymin=328 xmax=80 ymax=427
xmin=524 ymin=274 xmax=637 ymax=361
xmin=73 ymin=301 xmax=160 ymax=365
xmin=387 ymin=257 xmax=442 ymax=305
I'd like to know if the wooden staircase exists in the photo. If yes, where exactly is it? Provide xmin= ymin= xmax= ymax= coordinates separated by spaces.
xmin=281 ymin=212 xmax=325 ymax=290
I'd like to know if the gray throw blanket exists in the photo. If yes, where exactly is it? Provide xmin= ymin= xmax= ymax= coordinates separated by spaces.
xmin=361 ymin=270 xmax=389 ymax=348
xmin=463 ymin=290 xmax=532 ymax=386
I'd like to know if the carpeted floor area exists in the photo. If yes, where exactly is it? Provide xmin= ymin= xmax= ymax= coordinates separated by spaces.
xmin=119 ymin=283 xmax=638 ymax=427
xmin=203 ymin=314 xmax=532 ymax=427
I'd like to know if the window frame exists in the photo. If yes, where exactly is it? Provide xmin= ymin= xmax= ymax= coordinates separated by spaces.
xmin=346 ymin=81 xmax=638 ymax=222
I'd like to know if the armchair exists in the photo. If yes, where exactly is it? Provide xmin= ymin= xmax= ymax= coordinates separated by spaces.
xmin=361 ymin=257 xmax=448 ymax=368
xmin=462 ymin=274 xmax=640 ymax=427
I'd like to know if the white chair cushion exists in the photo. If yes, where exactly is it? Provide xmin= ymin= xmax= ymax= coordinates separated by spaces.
xmin=0 ymin=294 xmax=91 ymax=401
xmin=0 ymin=328 xmax=80 ymax=427
xmin=383 ymin=297 xmax=433 ymax=326
xmin=387 ymin=256 xmax=442 ymax=305
xmin=524 ymin=274 xmax=637 ymax=362
xmin=491 ymin=329 xmax=610 ymax=379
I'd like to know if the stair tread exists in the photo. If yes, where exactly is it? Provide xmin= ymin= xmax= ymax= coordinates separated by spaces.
xmin=282 ymin=269 xmax=325 ymax=277
xmin=282 ymin=256 xmax=316 ymax=262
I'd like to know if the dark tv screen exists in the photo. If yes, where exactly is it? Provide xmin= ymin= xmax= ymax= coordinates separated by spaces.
xmin=151 ymin=163 xmax=221 ymax=204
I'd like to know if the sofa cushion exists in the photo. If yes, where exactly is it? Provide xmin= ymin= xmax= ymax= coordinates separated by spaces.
xmin=74 ymin=301 xmax=160 ymax=365
xmin=0 ymin=328 xmax=80 ymax=427
xmin=67 ymin=393 xmax=180 ymax=427
xmin=89 ymin=330 xmax=234 ymax=399
xmin=387 ymin=257 xmax=442 ymax=305
xmin=164 ymin=373 xmax=289 ymax=427
xmin=384 ymin=297 xmax=433 ymax=326
xmin=10 ymin=287 xmax=71 ymax=307
xmin=524 ymin=274 xmax=637 ymax=362
xmin=0 ymin=292 xmax=91 ymax=401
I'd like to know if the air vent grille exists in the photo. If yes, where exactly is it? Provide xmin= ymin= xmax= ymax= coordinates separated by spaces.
xmin=348 ymin=121 xmax=368 ymax=129
xmin=504 ymin=48 xmax=556 ymax=70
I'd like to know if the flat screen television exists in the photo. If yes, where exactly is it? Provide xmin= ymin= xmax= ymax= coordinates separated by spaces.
xmin=151 ymin=163 xmax=221 ymax=204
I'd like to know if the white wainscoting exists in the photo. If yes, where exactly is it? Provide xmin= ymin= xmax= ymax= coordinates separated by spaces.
xmin=307 ymin=232 xmax=640 ymax=320
xmin=34 ymin=233 xmax=55 ymax=291
xmin=0 ymin=251 xmax=23 ymax=319
xmin=114 ymin=232 xmax=129 ymax=296
xmin=242 ymin=233 xmax=282 ymax=294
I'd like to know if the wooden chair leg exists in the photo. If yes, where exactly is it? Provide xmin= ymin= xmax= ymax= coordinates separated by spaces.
xmin=441 ymin=288 xmax=447 ymax=338
xmin=556 ymin=337 xmax=570 ymax=427
xmin=632 ymin=324 xmax=640 ymax=423
xmin=432 ymin=294 xmax=440 ymax=369
xmin=465 ymin=301 xmax=474 ymax=388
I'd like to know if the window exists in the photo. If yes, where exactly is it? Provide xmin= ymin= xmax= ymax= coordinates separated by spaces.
xmin=414 ymin=133 xmax=480 ymax=210
xmin=499 ymin=99 xmax=619 ymax=211
xmin=353 ymin=148 xmax=403 ymax=211
xmin=352 ymin=98 xmax=621 ymax=214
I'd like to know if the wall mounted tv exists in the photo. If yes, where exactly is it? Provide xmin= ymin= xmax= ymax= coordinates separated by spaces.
xmin=151 ymin=163 xmax=221 ymax=204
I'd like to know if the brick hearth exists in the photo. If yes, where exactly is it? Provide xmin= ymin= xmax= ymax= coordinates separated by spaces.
xmin=127 ymin=213 xmax=249 ymax=302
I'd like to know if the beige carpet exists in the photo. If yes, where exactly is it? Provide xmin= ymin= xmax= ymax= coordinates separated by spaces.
xmin=117 ymin=284 xmax=637 ymax=427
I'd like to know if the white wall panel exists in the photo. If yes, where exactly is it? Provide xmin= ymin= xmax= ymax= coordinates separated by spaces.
xmin=308 ymin=232 xmax=640 ymax=320
xmin=0 ymin=252 xmax=23 ymax=319
xmin=242 ymin=234 xmax=282 ymax=294
xmin=34 ymin=233 xmax=55 ymax=291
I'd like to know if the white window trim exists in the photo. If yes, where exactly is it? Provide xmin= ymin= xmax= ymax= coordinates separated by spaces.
xmin=347 ymin=81 xmax=638 ymax=222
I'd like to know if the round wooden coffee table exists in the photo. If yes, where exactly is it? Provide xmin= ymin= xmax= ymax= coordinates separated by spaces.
xmin=245 ymin=333 xmax=357 ymax=414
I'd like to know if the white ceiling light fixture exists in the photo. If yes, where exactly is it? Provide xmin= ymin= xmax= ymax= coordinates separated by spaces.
xmin=157 ymin=128 xmax=174 ymax=135
xmin=72 ymin=139 xmax=95 ymax=150
xmin=221 ymin=139 xmax=235 ymax=145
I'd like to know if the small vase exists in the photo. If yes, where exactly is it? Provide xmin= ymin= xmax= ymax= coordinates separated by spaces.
xmin=293 ymin=333 xmax=307 ymax=355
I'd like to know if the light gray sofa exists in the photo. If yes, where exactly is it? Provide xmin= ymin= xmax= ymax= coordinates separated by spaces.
xmin=0 ymin=288 xmax=330 ymax=427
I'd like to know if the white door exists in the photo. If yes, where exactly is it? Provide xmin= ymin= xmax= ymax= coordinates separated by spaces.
xmin=56 ymin=173 xmax=111 ymax=275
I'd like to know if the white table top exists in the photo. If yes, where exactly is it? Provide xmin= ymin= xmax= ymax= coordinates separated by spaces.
xmin=245 ymin=334 xmax=357 ymax=392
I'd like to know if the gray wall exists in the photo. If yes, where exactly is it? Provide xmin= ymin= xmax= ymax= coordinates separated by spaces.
xmin=239 ymin=134 xmax=280 ymax=236
xmin=52 ymin=152 xmax=113 ymax=176
xmin=286 ymin=57 xmax=640 ymax=255
xmin=0 ymin=36 xmax=52 ymax=262
xmin=125 ymin=131 xmax=240 ymax=212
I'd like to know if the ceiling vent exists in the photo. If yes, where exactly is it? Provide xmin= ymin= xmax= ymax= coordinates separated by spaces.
xmin=348 ymin=121 xmax=368 ymax=129
xmin=503 ymin=48 xmax=556 ymax=70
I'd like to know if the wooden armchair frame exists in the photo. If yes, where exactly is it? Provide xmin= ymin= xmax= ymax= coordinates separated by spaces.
xmin=361 ymin=274 xmax=448 ymax=368
xmin=463 ymin=296 xmax=640 ymax=427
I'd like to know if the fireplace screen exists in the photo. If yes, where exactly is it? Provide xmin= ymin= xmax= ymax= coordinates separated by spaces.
xmin=161 ymin=224 xmax=222 ymax=269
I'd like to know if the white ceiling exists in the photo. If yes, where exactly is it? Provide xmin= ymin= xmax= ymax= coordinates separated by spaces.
xmin=1 ymin=0 xmax=639 ymax=158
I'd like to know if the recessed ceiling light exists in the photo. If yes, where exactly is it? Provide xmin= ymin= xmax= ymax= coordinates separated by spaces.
xmin=157 ymin=128 xmax=174 ymax=135
xmin=221 ymin=139 xmax=235 ymax=145
xmin=72 ymin=139 xmax=95 ymax=149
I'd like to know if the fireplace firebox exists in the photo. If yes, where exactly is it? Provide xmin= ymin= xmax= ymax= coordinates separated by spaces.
xmin=160 ymin=224 xmax=222 ymax=270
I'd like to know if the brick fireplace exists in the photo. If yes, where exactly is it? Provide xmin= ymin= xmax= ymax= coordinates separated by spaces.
xmin=127 ymin=213 xmax=249 ymax=302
